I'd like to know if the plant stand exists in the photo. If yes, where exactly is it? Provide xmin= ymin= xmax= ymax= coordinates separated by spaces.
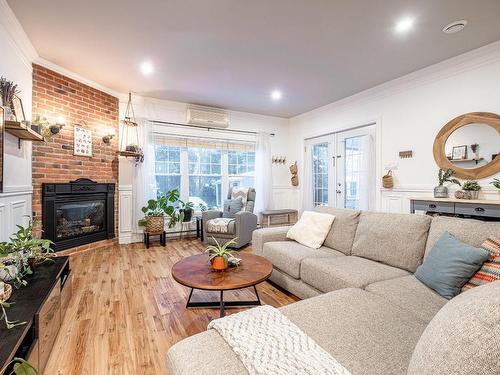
xmin=143 ymin=230 xmax=166 ymax=249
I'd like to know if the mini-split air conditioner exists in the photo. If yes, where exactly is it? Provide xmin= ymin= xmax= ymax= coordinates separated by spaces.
xmin=186 ymin=105 xmax=230 ymax=128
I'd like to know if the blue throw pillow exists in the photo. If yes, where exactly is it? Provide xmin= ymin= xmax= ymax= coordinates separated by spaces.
xmin=222 ymin=197 xmax=243 ymax=218
xmin=415 ymin=231 xmax=490 ymax=299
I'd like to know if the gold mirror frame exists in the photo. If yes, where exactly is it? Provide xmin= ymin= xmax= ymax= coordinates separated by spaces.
xmin=433 ymin=112 xmax=500 ymax=179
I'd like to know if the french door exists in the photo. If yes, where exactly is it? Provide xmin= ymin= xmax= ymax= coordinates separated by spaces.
xmin=306 ymin=125 xmax=375 ymax=210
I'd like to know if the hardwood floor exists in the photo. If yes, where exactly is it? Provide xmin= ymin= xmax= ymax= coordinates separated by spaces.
xmin=44 ymin=239 xmax=298 ymax=374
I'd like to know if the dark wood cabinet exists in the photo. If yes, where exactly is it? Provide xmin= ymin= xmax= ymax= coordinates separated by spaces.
xmin=0 ymin=257 xmax=71 ymax=375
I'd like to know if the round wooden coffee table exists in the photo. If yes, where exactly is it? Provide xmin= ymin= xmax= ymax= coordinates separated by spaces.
xmin=171 ymin=253 xmax=273 ymax=317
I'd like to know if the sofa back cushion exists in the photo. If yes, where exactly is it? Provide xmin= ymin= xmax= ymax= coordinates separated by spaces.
xmin=315 ymin=206 xmax=360 ymax=255
xmin=425 ymin=216 xmax=500 ymax=258
xmin=351 ymin=212 xmax=432 ymax=272
xmin=407 ymin=280 xmax=500 ymax=375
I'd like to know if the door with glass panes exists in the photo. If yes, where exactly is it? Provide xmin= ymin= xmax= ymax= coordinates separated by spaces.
xmin=306 ymin=125 xmax=375 ymax=210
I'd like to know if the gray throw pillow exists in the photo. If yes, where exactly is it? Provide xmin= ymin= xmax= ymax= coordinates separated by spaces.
xmin=415 ymin=231 xmax=489 ymax=299
xmin=222 ymin=197 xmax=243 ymax=218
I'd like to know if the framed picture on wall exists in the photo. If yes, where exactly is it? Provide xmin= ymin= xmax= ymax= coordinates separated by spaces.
xmin=74 ymin=126 xmax=93 ymax=157
xmin=11 ymin=95 xmax=26 ymax=122
xmin=452 ymin=145 xmax=467 ymax=160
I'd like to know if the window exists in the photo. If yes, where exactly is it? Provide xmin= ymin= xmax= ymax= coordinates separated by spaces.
xmin=155 ymin=145 xmax=181 ymax=196
xmin=228 ymin=151 xmax=255 ymax=189
xmin=188 ymin=148 xmax=222 ymax=209
xmin=312 ymin=143 xmax=329 ymax=206
xmin=344 ymin=137 xmax=362 ymax=210
xmin=153 ymin=135 xmax=255 ymax=210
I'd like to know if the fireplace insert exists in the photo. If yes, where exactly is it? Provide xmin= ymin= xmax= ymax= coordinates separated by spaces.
xmin=42 ymin=179 xmax=115 ymax=251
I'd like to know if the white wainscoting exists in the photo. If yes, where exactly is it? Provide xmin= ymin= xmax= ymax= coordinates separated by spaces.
xmin=272 ymin=185 xmax=299 ymax=210
xmin=380 ymin=186 xmax=500 ymax=214
xmin=118 ymin=185 xmax=135 ymax=244
xmin=0 ymin=190 xmax=32 ymax=241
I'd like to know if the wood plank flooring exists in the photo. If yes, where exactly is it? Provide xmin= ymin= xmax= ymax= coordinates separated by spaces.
xmin=44 ymin=239 xmax=298 ymax=374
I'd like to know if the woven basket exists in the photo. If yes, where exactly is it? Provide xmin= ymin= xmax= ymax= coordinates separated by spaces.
xmin=0 ymin=283 xmax=12 ymax=302
xmin=146 ymin=216 xmax=164 ymax=233
xmin=382 ymin=170 xmax=394 ymax=189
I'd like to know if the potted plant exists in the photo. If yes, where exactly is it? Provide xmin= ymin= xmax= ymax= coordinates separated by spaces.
xmin=139 ymin=189 xmax=180 ymax=232
xmin=0 ymin=77 xmax=19 ymax=120
xmin=434 ymin=168 xmax=461 ymax=198
xmin=456 ymin=180 xmax=481 ymax=200
xmin=491 ymin=178 xmax=500 ymax=197
xmin=205 ymin=237 xmax=238 ymax=271
xmin=178 ymin=200 xmax=195 ymax=222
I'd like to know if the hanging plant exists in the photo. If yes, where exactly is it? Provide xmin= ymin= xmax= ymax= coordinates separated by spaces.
xmin=119 ymin=92 xmax=144 ymax=163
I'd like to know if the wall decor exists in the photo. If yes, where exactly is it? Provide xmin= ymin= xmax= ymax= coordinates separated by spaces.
xmin=272 ymin=156 xmax=286 ymax=164
xmin=11 ymin=95 xmax=25 ymax=122
xmin=452 ymin=145 xmax=467 ymax=160
xmin=399 ymin=150 xmax=413 ymax=159
xmin=289 ymin=161 xmax=299 ymax=186
xmin=433 ymin=112 xmax=500 ymax=179
xmin=74 ymin=126 xmax=93 ymax=157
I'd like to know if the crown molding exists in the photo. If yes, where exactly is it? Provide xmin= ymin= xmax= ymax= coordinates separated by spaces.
xmin=0 ymin=0 xmax=38 ymax=70
xmin=292 ymin=40 xmax=500 ymax=121
xmin=35 ymin=57 xmax=121 ymax=98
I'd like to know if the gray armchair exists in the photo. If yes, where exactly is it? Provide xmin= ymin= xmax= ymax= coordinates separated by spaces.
xmin=202 ymin=187 xmax=257 ymax=249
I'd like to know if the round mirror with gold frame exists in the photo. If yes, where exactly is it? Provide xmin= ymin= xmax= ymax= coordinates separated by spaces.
xmin=433 ymin=112 xmax=500 ymax=179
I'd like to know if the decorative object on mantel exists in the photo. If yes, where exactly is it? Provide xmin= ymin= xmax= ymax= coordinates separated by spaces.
xmin=272 ymin=156 xmax=286 ymax=164
xmin=490 ymin=178 xmax=500 ymax=197
xmin=0 ymin=76 xmax=19 ymax=121
xmin=433 ymin=112 xmax=500 ymax=179
xmin=455 ymin=180 xmax=481 ymax=200
xmin=434 ymin=168 xmax=461 ymax=198
xmin=399 ymin=150 xmax=413 ymax=159
xmin=74 ymin=124 xmax=93 ymax=157
xmin=119 ymin=92 xmax=144 ymax=162
xmin=289 ymin=161 xmax=299 ymax=186
xmin=382 ymin=170 xmax=394 ymax=188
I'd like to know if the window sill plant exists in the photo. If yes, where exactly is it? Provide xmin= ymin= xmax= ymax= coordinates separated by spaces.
xmin=205 ymin=237 xmax=238 ymax=271
xmin=455 ymin=180 xmax=481 ymax=200
xmin=179 ymin=200 xmax=194 ymax=222
xmin=434 ymin=168 xmax=461 ymax=198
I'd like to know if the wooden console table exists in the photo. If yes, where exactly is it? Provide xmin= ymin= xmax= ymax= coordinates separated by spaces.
xmin=0 ymin=257 xmax=72 ymax=374
xmin=410 ymin=197 xmax=500 ymax=220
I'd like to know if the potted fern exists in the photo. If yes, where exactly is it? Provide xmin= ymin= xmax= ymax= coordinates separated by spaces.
xmin=434 ymin=169 xmax=461 ymax=198
xmin=205 ymin=237 xmax=238 ymax=271
xmin=491 ymin=178 xmax=500 ymax=197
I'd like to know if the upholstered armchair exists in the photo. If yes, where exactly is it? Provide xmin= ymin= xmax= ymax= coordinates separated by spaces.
xmin=202 ymin=187 xmax=258 ymax=249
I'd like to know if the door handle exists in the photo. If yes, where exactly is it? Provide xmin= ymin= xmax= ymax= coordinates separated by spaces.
xmin=336 ymin=190 xmax=342 ymax=194
xmin=429 ymin=204 xmax=437 ymax=209
xmin=475 ymin=207 xmax=485 ymax=212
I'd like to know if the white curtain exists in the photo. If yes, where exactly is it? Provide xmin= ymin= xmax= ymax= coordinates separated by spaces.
xmin=358 ymin=134 xmax=375 ymax=210
xmin=302 ymin=143 xmax=314 ymax=212
xmin=132 ymin=118 xmax=156 ymax=235
xmin=254 ymin=132 xmax=273 ymax=217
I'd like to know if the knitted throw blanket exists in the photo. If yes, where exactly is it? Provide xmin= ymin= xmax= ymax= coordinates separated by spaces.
xmin=207 ymin=218 xmax=234 ymax=233
xmin=208 ymin=305 xmax=351 ymax=375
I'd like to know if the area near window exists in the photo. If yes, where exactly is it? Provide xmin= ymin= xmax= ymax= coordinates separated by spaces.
xmin=154 ymin=134 xmax=255 ymax=210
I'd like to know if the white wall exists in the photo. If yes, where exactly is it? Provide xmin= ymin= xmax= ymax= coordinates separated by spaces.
xmin=118 ymin=96 xmax=296 ymax=243
xmin=0 ymin=5 xmax=36 ymax=239
xmin=290 ymin=41 xmax=500 ymax=214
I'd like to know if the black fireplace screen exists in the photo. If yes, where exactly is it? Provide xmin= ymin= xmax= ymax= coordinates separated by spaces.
xmin=56 ymin=200 xmax=105 ymax=240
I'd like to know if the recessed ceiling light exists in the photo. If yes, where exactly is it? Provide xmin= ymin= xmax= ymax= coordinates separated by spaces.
xmin=394 ymin=16 xmax=415 ymax=33
xmin=443 ymin=20 xmax=468 ymax=34
xmin=140 ymin=60 xmax=154 ymax=76
xmin=270 ymin=90 xmax=282 ymax=101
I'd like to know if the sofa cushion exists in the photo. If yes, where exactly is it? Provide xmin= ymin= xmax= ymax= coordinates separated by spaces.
xmin=263 ymin=241 xmax=344 ymax=279
xmin=206 ymin=219 xmax=236 ymax=235
xmin=365 ymin=275 xmax=447 ymax=322
xmin=222 ymin=197 xmax=243 ymax=218
xmin=425 ymin=215 xmax=500 ymax=258
xmin=415 ymin=231 xmax=489 ymax=299
xmin=286 ymin=211 xmax=335 ymax=249
xmin=281 ymin=288 xmax=428 ymax=375
xmin=408 ymin=280 xmax=500 ymax=375
xmin=463 ymin=236 xmax=500 ymax=292
xmin=301 ymin=256 xmax=409 ymax=293
xmin=315 ymin=206 xmax=360 ymax=255
xmin=351 ymin=212 xmax=431 ymax=272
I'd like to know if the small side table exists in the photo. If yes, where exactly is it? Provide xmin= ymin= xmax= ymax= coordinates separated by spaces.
xmin=261 ymin=209 xmax=298 ymax=227
xmin=143 ymin=230 xmax=166 ymax=249
xmin=195 ymin=216 xmax=204 ymax=241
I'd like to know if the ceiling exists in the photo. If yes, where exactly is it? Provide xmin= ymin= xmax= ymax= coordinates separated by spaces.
xmin=8 ymin=0 xmax=500 ymax=118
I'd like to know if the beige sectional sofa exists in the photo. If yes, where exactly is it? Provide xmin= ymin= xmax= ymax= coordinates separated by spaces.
xmin=167 ymin=208 xmax=500 ymax=375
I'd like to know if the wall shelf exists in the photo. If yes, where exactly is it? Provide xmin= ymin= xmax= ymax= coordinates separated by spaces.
xmin=5 ymin=120 xmax=44 ymax=146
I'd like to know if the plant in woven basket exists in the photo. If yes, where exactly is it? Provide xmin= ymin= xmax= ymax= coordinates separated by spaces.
xmin=462 ymin=181 xmax=481 ymax=191
xmin=1 ymin=357 xmax=38 ymax=375
xmin=139 ymin=189 xmax=181 ymax=230
xmin=205 ymin=237 xmax=238 ymax=271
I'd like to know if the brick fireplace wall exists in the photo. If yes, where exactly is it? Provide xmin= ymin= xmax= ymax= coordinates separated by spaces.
xmin=32 ymin=64 xmax=119 ymax=253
